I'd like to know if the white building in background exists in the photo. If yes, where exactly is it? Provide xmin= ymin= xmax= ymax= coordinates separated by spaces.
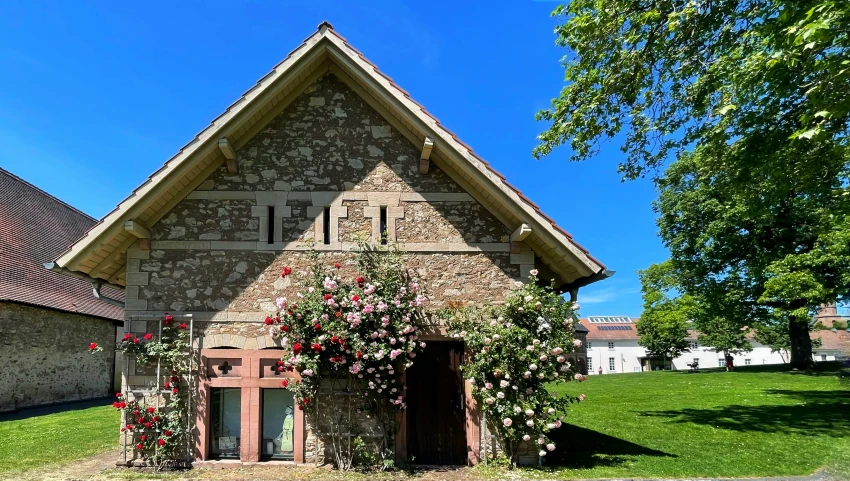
xmin=581 ymin=315 xmax=844 ymax=375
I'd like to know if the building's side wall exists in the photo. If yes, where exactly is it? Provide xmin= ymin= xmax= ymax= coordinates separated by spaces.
xmin=0 ymin=301 xmax=116 ymax=412
xmin=587 ymin=338 xmax=792 ymax=374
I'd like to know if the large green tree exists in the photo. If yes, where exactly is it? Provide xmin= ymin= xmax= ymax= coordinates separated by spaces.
xmin=637 ymin=261 xmax=693 ymax=361
xmin=537 ymin=0 xmax=850 ymax=369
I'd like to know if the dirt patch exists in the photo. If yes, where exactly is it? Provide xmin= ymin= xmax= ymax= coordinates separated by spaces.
xmin=1 ymin=449 xmax=121 ymax=481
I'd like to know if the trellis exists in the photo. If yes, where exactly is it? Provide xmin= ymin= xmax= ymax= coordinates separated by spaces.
xmin=120 ymin=314 xmax=196 ymax=465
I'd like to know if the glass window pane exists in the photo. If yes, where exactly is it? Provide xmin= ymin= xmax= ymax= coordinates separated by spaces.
xmin=210 ymin=388 xmax=241 ymax=458
xmin=262 ymin=389 xmax=295 ymax=459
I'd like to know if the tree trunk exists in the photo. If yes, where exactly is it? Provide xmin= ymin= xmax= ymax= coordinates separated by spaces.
xmin=788 ymin=314 xmax=815 ymax=370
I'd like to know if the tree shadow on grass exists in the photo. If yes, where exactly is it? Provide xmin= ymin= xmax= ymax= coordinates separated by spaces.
xmin=0 ymin=397 xmax=113 ymax=422
xmin=543 ymin=423 xmax=675 ymax=469
xmin=638 ymin=389 xmax=850 ymax=437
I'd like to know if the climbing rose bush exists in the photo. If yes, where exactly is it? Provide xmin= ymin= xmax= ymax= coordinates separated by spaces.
xmin=446 ymin=270 xmax=586 ymax=465
xmin=266 ymin=247 xmax=428 ymax=469
xmin=90 ymin=314 xmax=191 ymax=467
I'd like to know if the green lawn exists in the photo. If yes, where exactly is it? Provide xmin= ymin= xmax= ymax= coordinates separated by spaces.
xmin=0 ymin=402 xmax=119 ymax=475
xmin=541 ymin=363 xmax=850 ymax=479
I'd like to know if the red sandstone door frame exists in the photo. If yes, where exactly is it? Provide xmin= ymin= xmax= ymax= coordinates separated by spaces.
xmin=197 ymin=349 xmax=305 ymax=463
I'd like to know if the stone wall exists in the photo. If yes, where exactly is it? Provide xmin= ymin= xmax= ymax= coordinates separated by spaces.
xmin=126 ymin=73 xmax=530 ymax=320
xmin=0 ymin=301 xmax=116 ymax=412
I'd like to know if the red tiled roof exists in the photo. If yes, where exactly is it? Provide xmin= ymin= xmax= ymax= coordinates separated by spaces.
xmin=0 ymin=169 xmax=123 ymax=321
xmin=812 ymin=329 xmax=850 ymax=353
xmin=580 ymin=318 xmax=641 ymax=340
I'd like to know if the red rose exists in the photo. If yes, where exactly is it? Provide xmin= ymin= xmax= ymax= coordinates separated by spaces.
xmin=164 ymin=382 xmax=170 ymax=389
xmin=274 ymin=316 xmax=280 ymax=323
xmin=153 ymin=416 xmax=160 ymax=422
xmin=141 ymin=434 xmax=147 ymax=441
xmin=356 ymin=276 xmax=365 ymax=286
xmin=136 ymin=443 xmax=143 ymax=450
xmin=281 ymin=266 xmax=292 ymax=277
xmin=164 ymin=314 xmax=173 ymax=324
xmin=293 ymin=343 xmax=302 ymax=354
xmin=311 ymin=343 xmax=322 ymax=352
xmin=334 ymin=263 xmax=341 ymax=269
xmin=147 ymin=407 xmax=155 ymax=414
xmin=127 ymin=424 xmax=134 ymax=430
xmin=281 ymin=379 xmax=289 ymax=388
xmin=314 ymin=323 xmax=321 ymax=330
xmin=133 ymin=338 xmax=140 ymax=344
xmin=352 ymin=294 xmax=360 ymax=302
xmin=277 ymin=360 xmax=284 ymax=366
xmin=281 ymin=325 xmax=290 ymax=333
xmin=116 ymin=392 xmax=122 ymax=398
xmin=164 ymin=430 xmax=173 ymax=437
xmin=119 ymin=402 xmax=126 ymax=408
xmin=264 ymin=316 xmax=273 ymax=325
xmin=157 ymin=439 xmax=166 ymax=446
xmin=133 ymin=410 xmax=140 ymax=415
xmin=331 ymin=335 xmax=339 ymax=344
xmin=89 ymin=342 xmax=98 ymax=351
xmin=144 ymin=422 xmax=152 ymax=429
xmin=172 ymin=388 xmax=179 ymax=394
xmin=335 ymin=311 xmax=341 ymax=318
xmin=137 ymin=417 xmax=144 ymax=424
xmin=121 ymin=427 xmax=126 ymax=433
xmin=123 ymin=333 xmax=132 ymax=340
xmin=356 ymin=351 xmax=363 ymax=359
xmin=324 ymin=294 xmax=332 ymax=300
xmin=143 ymin=333 xmax=153 ymax=340
xmin=298 ymin=405 xmax=303 ymax=411
xmin=179 ymin=323 xmax=187 ymax=329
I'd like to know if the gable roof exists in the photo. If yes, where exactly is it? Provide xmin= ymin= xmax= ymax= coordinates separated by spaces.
xmin=0 ymin=168 xmax=124 ymax=321
xmin=580 ymin=317 xmax=641 ymax=341
xmin=51 ymin=22 xmax=606 ymax=288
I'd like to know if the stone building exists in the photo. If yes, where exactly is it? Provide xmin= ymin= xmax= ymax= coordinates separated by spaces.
xmin=0 ymin=168 xmax=123 ymax=412
xmin=49 ymin=23 xmax=608 ymax=465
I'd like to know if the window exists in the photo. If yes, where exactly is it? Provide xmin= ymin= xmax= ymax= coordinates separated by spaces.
xmin=210 ymin=388 xmax=242 ymax=458
xmin=323 ymin=207 xmax=331 ymax=245
xmin=608 ymin=357 xmax=615 ymax=371
xmin=379 ymin=206 xmax=388 ymax=245
xmin=267 ymin=206 xmax=275 ymax=244
xmin=587 ymin=357 xmax=592 ymax=371
xmin=718 ymin=359 xmax=725 ymax=367
xmin=262 ymin=389 xmax=295 ymax=459
xmin=587 ymin=342 xmax=592 ymax=349
xmin=745 ymin=359 xmax=752 ymax=365
xmin=607 ymin=342 xmax=615 ymax=350
xmin=689 ymin=342 xmax=699 ymax=349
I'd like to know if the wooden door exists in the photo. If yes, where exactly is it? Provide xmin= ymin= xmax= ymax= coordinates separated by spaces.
xmin=406 ymin=341 xmax=467 ymax=465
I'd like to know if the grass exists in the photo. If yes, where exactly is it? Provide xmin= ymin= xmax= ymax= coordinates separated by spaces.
xmin=540 ymin=362 xmax=850 ymax=479
xmin=0 ymin=401 xmax=119 ymax=476
xmin=2 ymin=366 xmax=848 ymax=480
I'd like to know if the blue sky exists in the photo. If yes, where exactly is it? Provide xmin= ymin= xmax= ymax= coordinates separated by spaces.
xmin=0 ymin=1 xmax=668 ymax=317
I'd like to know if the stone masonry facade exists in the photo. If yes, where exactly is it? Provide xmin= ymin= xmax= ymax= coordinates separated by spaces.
xmin=121 ymin=74 xmax=539 ymax=463
xmin=0 ymin=301 xmax=116 ymax=412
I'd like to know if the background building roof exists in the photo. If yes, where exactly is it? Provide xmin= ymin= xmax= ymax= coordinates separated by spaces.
xmin=580 ymin=317 xmax=641 ymax=340
xmin=0 ymin=168 xmax=123 ymax=321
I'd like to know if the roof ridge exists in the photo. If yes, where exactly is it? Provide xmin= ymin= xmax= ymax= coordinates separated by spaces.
xmin=0 ymin=167 xmax=97 ymax=222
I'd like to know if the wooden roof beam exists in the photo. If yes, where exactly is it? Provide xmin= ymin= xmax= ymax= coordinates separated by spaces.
xmin=419 ymin=137 xmax=434 ymax=174
xmin=510 ymin=223 xmax=532 ymax=242
xmin=124 ymin=220 xmax=150 ymax=239
xmin=218 ymin=138 xmax=238 ymax=173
